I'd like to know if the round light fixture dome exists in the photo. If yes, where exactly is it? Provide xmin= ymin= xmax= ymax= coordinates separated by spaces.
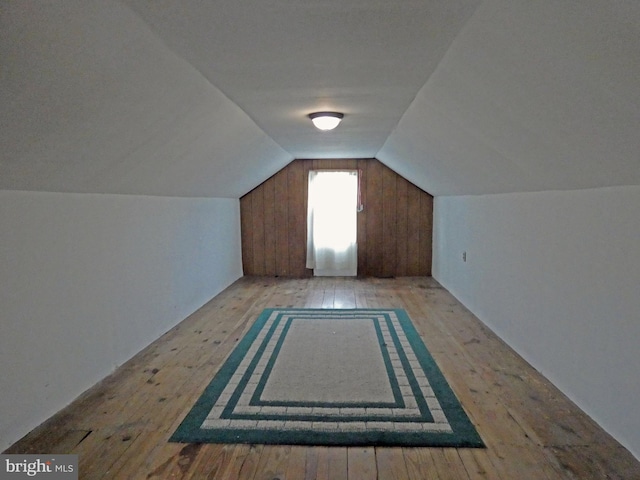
xmin=309 ymin=111 xmax=344 ymax=131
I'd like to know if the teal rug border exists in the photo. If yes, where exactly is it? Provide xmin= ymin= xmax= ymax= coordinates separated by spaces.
xmin=169 ymin=308 xmax=484 ymax=447
xmin=218 ymin=312 xmax=420 ymax=423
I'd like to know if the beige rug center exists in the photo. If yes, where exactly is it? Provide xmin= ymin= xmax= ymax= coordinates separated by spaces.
xmin=261 ymin=318 xmax=394 ymax=403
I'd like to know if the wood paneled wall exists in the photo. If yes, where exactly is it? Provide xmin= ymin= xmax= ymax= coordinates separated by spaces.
xmin=240 ymin=159 xmax=433 ymax=277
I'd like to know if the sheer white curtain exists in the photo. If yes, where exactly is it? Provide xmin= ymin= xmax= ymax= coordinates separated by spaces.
xmin=306 ymin=170 xmax=358 ymax=276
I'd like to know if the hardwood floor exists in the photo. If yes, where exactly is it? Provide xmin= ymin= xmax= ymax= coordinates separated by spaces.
xmin=6 ymin=276 xmax=640 ymax=479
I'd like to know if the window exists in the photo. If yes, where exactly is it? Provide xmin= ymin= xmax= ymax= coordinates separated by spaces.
xmin=306 ymin=170 xmax=358 ymax=276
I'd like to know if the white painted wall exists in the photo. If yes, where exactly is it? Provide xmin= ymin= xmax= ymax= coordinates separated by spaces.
xmin=0 ymin=190 xmax=243 ymax=451
xmin=433 ymin=186 xmax=640 ymax=459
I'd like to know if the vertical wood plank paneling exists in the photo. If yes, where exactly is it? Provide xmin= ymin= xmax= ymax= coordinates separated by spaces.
xmin=345 ymin=159 xmax=358 ymax=170
xmin=366 ymin=161 xmax=383 ymax=277
xmin=263 ymin=176 xmax=276 ymax=275
xmin=406 ymin=184 xmax=422 ymax=276
xmin=251 ymin=184 xmax=265 ymax=275
xmin=301 ymin=161 xmax=313 ymax=277
xmin=356 ymin=159 xmax=368 ymax=275
xmin=240 ymin=194 xmax=253 ymax=275
xmin=288 ymin=160 xmax=308 ymax=277
xmin=396 ymin=177 xmax=409 ymax=277
xmin=240 ymin=159 xmax=433 ymax=277
xmin=274 ymin=169 xmax=289 ymax=276
xmin=381 ymin=165 xmax=397 ymax=278
xmin=427 ymin=195 xmax=433 ymax=274
xmin=420 ymin=193 xmax=433 ymax=275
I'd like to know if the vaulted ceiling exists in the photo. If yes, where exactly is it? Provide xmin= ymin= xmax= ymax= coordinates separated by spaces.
xmin=1 ymin=0 xmax=639 ymax=198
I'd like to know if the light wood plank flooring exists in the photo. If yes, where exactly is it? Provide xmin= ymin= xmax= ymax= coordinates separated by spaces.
xmin=6 ymin=276 xmax=640 ymax=479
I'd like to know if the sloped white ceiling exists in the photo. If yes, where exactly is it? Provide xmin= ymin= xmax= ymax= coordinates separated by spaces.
xmin=0 ymin=0 xmax=291 ymax=198
xmin=380 ymin=0 xmax=640 ymax=195
xmin=123 ymin=0 xmax=480 ymax=160
xmin=1 ymin=0 xmax=639 ymax=198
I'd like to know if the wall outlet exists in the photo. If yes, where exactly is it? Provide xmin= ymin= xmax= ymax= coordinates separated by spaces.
xmin=462 ymin=251 xmax=467 ymax=262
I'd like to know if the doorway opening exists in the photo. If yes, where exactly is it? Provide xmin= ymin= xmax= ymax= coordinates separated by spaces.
xmin=306 ymin=170 xmax=358 ymax=276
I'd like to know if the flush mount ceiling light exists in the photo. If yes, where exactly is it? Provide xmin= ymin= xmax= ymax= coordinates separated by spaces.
xmin=309 ymin=111 xmax=344 ymax=131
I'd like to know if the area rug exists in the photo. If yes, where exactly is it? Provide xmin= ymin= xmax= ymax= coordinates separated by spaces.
xmin=170 ymin=308 xmax=483 ymax=447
